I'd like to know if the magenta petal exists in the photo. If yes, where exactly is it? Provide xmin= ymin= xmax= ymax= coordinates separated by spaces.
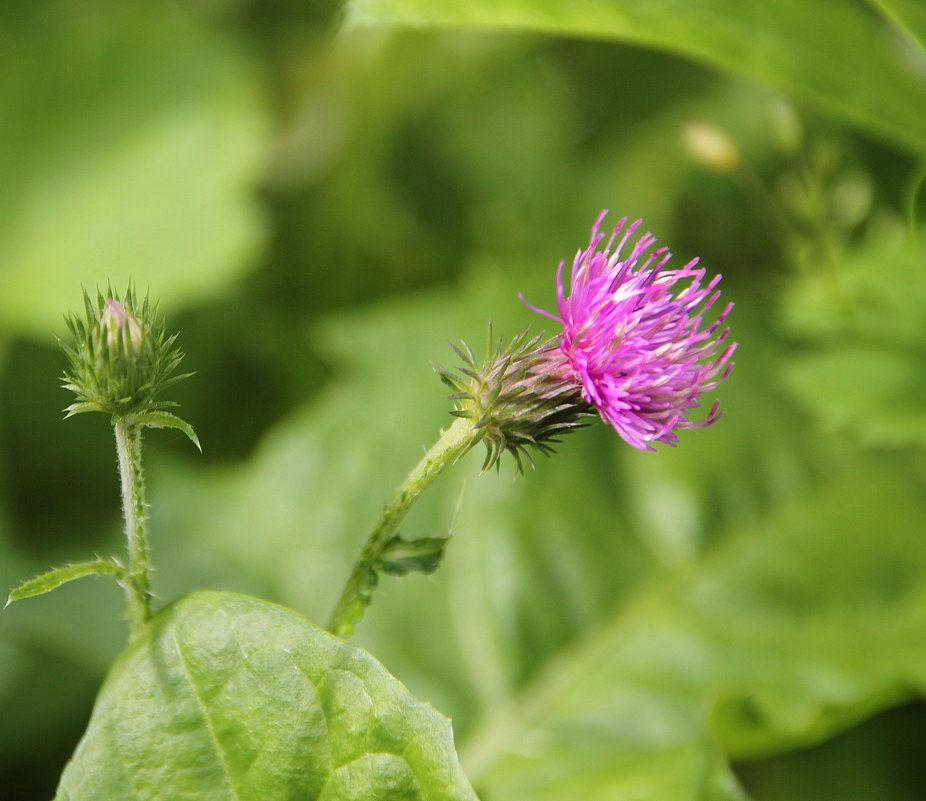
xmin=525 ymin=212 xmax=736 ymax=449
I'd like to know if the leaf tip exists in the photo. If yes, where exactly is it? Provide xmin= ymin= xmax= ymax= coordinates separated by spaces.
xmin=189 ymin=430 xmax=203 ymax=453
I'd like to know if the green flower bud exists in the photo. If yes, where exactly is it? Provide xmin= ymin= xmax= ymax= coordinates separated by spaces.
xmin=60 ymin=286 xmax=192 ymax=420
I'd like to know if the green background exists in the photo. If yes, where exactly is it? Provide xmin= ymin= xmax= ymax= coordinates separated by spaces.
xmin=2 ymin=0 xmax=925 ymax=798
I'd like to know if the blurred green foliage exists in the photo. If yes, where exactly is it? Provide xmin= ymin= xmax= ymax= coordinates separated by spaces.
xmin=1 ymin=0 xmax=925 ymax=799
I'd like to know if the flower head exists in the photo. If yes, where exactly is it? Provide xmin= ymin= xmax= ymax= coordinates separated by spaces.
xmin=522 ymin=211 xmax=736 ymax=450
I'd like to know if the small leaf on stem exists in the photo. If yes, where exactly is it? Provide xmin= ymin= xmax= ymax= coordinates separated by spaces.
xmin=135 ymin=411 xmax=202 ymax=452
xmin=6 ymin=558 xmax=125 ymax=607
xmin=378 ymin=535 xmax=450 ymax=575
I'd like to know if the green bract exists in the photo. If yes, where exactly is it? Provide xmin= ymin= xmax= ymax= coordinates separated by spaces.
xmin=60 ymin=287 xmax=192 ymax=419
xmin=435 ymin=328 xmax=592 ymax=472
xmin=56 ymin=592 xmax=479 ymax=801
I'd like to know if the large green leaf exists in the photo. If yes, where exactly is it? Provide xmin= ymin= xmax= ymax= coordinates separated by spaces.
xmin=455 ymin=465 xmax=926 ymax=800
xmin=344 ymin=0 xmax=926 ymax=157
xmin=55 ymin=591 xmax=478 ymax=801
xmin=0 ymin=1 xmax=265 ymax=338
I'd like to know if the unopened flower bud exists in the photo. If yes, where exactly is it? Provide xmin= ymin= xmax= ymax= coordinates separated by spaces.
xmin=831 ymin=170 xmax=873 ymax=229
xmin=60 ymin=286 xmax=192 ymax=419
xmin=682 ymin=121 xmax=740 ymax=172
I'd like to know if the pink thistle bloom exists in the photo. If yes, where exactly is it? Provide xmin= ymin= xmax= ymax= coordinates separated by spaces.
xmin=523 ymin=211 xmax=736 ymax=450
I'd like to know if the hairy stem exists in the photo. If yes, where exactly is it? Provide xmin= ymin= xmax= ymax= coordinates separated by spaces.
xmin=114 ymin=415 xmax=151 ymax=638
xmin=327 ymin=416 xmax=477 ymax=639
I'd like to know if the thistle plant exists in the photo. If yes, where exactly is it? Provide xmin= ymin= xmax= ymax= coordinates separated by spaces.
xmin=326 ymin=210 xmax=736 ymax=637
xmin=8 ymin=215 xmax=735 ymax=647
xmin=7 ymin=287 xmax=199 ymax=640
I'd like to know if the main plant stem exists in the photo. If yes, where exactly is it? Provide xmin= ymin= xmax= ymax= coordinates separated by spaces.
xmin=114 ymin=415 xmax=152 ymax=638
xmin=327 ymin=416 xmax=477 ymax=639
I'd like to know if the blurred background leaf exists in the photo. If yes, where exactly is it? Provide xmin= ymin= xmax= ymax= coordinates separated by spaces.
xmin=346 ymin=0 xmax=926 ymax=157
xmin=780 ymin=233 xmax=926 ymax=447
xmin=869 ymin=0 xmax=926 ymax=50
xmin=0 ymin=0 xmax=266 ymax=338
xmin=2 ymin=0 xmax=926 ymax=799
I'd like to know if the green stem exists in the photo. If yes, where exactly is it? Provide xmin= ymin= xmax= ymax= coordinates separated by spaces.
xmin=114 ymin=415 xmax=152 ymax=638
xmin=327 ymin=416 xmax=477 ymax=639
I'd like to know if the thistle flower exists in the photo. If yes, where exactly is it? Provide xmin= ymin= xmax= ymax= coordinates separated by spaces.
xmin=522 ymin=211 xmax=736 ymax=450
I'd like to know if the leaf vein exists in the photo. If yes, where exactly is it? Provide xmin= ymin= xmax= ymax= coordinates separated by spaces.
xmin=172 ymin=629 xmax=243 ymax=801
